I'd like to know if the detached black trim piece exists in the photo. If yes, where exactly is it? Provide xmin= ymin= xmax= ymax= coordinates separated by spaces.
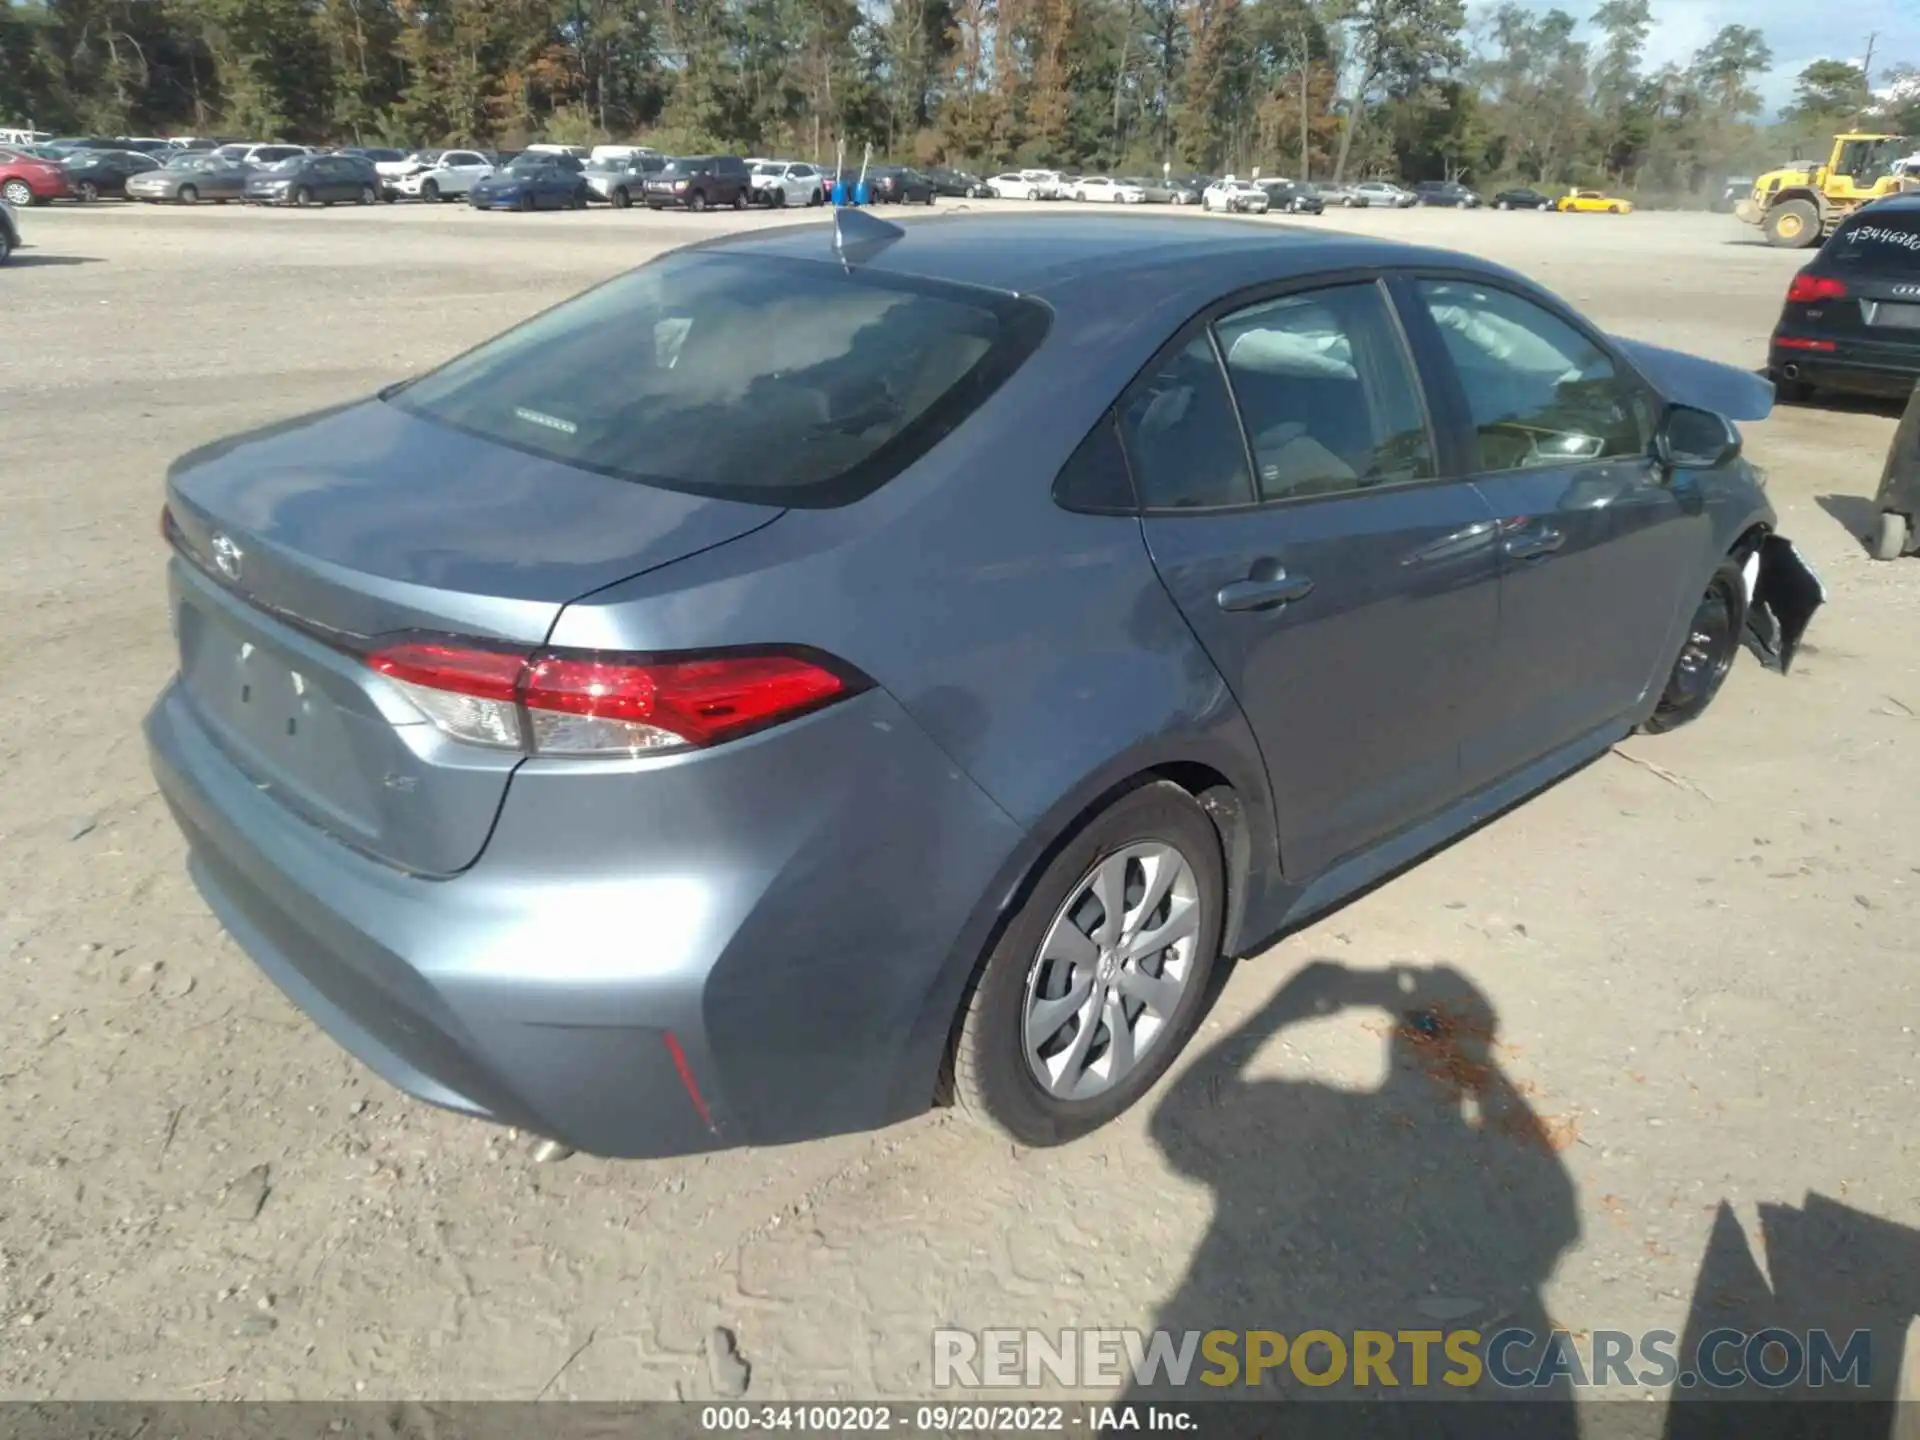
xmin=1746 ymin=535 xmax=1825 ymax=674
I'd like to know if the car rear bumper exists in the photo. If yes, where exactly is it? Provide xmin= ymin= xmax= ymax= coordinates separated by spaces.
xmin=145 ymin=671 xmax=1026 ymax=1158
xmin=1771 ymin=333 xmax=1920 ymax=397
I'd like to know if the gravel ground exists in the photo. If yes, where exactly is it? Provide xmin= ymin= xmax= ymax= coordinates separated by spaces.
xmin=2 ymin=198 xmax=1917 ymax=1405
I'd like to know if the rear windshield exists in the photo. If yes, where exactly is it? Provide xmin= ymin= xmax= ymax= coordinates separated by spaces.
xmin=1829 ymin=213 xmax=1920 ymax=271
xmin=387 ymin=252 xmax=1050 ymax=508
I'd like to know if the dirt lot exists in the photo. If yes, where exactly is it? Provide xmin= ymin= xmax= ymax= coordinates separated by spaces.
xmin=3 ymin=198 xmax=1918 ymax=1405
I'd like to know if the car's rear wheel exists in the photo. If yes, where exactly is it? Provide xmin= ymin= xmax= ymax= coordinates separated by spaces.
xmin=952 ymin=780 xmax=1224 ymax=1146
xmin=177 ymin=183 xmax=199 ymax=205
xmin=0 ymin=179 xmax=30 ymax=207
xmin=1643 ymin=561 xmax=1747 ymax=733
xmin=1765 ymin=199 xmax=1820 ymax=249
xmin=422 ymin=179 xmax=440 ymax=202
xmin=570 ymin=187 xmax=588 ymax=209
xmin=1873 ymin=511 xmax=1910 ymax=561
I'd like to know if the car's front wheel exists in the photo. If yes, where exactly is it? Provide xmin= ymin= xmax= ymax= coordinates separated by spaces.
xmin=952 ymin=780 xmax=1224 ymax=1146
xmin=358 ymin=184 xmax=376 ymax=204
xmin=0 ymin=179 xmax=30 ymax=207
xmin=1643 ymin=560 xmax=1748 ymax=733
xmin=422 ymin=179 xmax=440 ymax=202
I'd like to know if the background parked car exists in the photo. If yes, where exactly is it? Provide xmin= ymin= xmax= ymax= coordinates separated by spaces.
xmin=390 ymin=149 xmax=494 ymax=202
xmin=1354 ymin=179 xmax=1417 ymax=208
xmin=1262 ymin=179 xmax=1326 ymax=214
xmin=0 ymin=148 xmax=71 ymax=206
xmin=1491 ymin=186 xmax=1553 ymax=210
xmin=59 ymin=147 xmax=160 ymax=200
xmin=867 ymin=166 xmax=935 ymax=204
xmin=748 ymin=160 xmax=823 ymax=208
xmin=925 ymin=167 xmax=987 ymax=198
xmin=468 ymin=152 xmax=590 ymax=211
xmin=586 ymin=153 xmax=665 ymax=207
xmin=1315 ymin=181 xmax=1370 ymax=207
xmin=644 ymin=155 xmax=752 ymax=211
xmin=214 ymin=142 xmax=311 ymax=167
xmin=1415 ymin=179 xmax=1482 ymax=208
xmin=125 ymin=152 xmax=253 ymax=204
xmin=245 ymin=152 xmax=382 ymax=206
xmin=338 ymin=146 xmax=408 ymax=166
xmin=1074 ymin=175 xmax=1146 ymax=203
xmin=987 ymin=172 xmax=1038 ymax=199
xmin=0 ymin=198 xmax=18 ymax=263
xmin=1203 ymin=177 xmax=1269 ymax=213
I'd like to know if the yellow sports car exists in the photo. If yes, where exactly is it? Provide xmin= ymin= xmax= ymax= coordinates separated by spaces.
xmin=1556 ymin=188 xmax=1633 ymax=214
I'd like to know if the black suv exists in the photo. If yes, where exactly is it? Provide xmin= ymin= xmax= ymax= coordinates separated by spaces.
xmin=1415 ymin=180 xmax=1481 ymax=208
xmin=643 ymin=155 xmax=753 ymax=211
xmin=1262 ymin=180 xmax=1325 ymax=214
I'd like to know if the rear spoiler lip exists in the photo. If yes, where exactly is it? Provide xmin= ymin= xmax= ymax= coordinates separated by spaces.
xmin=1610 ymin=336 xmax=1776 ymax=422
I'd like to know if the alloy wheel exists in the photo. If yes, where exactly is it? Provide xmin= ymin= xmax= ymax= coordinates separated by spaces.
xmin=1021 ymin=842 xmax=1201 ymax=1101
xmin=3 ymin=179 xmax=33 ymax=207
xmin=1668 ymin=584 xmax=1737 ymax=710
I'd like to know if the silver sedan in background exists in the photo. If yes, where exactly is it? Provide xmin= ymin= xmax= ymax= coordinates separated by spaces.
xmin=126 ymin=153 xmax=253 ymax=204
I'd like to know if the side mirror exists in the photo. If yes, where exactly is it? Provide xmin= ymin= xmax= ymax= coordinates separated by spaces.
xmin=1654 ymin=403 xmax=1741 ymax=471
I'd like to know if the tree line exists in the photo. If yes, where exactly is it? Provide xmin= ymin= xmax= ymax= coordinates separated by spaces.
xmin=4 ymin=0 xmax=1917 ymax=201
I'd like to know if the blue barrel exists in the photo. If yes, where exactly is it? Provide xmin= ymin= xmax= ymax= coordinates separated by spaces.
xmin=853 ymin=178 xmax=870 ymax=206
xmin=831 ymin=178 xmax=847 ymax=206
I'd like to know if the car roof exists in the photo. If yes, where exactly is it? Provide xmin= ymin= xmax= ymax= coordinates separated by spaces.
xmin=1854 ymin=193 xmax=1920 ymax=216
xmin=698 ymin=213 xmax=1508 ymax=311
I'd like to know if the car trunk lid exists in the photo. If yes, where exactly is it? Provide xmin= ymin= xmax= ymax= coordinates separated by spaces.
xmin=164 ymin=398 xmax=782 ymax=876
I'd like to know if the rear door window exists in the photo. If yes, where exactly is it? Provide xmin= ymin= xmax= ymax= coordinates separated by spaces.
xmin=388 ymin=252 xmax=1050 ymax=508
xmin=1828 ymin=213 xmax=1920 ymax=272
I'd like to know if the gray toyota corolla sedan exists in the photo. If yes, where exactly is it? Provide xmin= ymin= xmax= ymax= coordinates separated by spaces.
xmin=147 ymin=212 xmax=1823 ymax=1157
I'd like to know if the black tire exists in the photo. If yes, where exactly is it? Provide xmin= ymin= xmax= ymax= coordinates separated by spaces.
xmin=0 ymin=231 xmax=10 ymax=265
xmin=76 ymin=181 xmax=99 ymax=202
xmin=178 ymin=184 xmax=199 ymax=205
xmin=951 ymin=780 xmax=1225 ymax=1146
xmin=517 ymin=191 xmax=534 ymax=212
xmin=1642 ymin=560 xmax=1748 ymax=734
xmin=0 ymin=179 xmax=30 ymax=207
xmin=771 ymin=188 xmax=786 ymax=208
xmin=570 ymin=187 xmax=588 ymax=209
xmin=1764 ymin=199 xmax=1820 ymax=250
xmin=358 ymin=184 xmax=376 ymax=205
xmin=294 ymin=186 xmax=315 ymax=207
xmin=731 ymin=187 xmax=748 ymax=210
xmin=421 ymin=179 xmax=440 ymax=202
xmin=611 ymin=185 xmax=631 ymax=209
xmin=1771 ymin=372 xmax=1814 ymax=404
xmin=689 ymin=189 xmax=709 ymax=213
xmin=811 ymin=188 xmax=825 ymax=206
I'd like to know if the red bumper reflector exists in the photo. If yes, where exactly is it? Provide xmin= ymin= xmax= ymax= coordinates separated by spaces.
xmin=663 ymin=1031 xmax=715 ymax=1131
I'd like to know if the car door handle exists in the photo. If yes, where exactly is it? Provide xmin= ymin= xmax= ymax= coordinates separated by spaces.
xmin=1216 ymin=570 xmax=1315 ymax=612
xmin=1503 ymin=527 xmax=1565 ymax=561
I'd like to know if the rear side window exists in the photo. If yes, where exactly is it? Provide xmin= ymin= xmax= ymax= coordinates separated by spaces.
xmin=388 ymin=252 xmax=1050 ymax=508
xmin=1119 ymin=335 xmax=1254 ymax=510
xmin=1828 ymin=213 xmax=1920 ymax=272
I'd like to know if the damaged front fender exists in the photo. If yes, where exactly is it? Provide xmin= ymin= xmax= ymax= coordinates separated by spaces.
xmin=1745 ymin=534 xmax=1825 ymax=674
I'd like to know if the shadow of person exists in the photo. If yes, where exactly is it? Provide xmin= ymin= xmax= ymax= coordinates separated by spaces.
xmin=1663 ymin=1193 xmax=1920 ymax=1439
xmin=1128 ymin=959 xmax=1582 ymax=1435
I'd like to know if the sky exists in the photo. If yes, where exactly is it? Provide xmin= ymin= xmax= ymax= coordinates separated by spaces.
xmin=1499 ymin=0 xmax=1916 ymax=115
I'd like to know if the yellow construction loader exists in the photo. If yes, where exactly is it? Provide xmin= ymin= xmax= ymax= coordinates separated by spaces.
xmin=1735 ymin=132 xmax=1915 ymax=248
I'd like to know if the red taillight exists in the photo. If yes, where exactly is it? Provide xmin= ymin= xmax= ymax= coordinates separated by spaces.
xmin=1786 ymin=272 xmax=1847 ymax=304
xmin=363 ymin=638 xmax=859 ymax=756
xmin=1774 ymin=335 xmax=1837 ymax=352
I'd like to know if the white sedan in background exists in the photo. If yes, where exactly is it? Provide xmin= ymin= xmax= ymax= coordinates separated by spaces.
xmin=1073 ymin=175 xmax=1145 ymax=203
xmin=750 ymin=161 xmax=825 ymax=207
xmin=391 ymin=149 xmax=494 ymax=202
xmin=1203 ymin=178 xmax=1270 ymax=214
